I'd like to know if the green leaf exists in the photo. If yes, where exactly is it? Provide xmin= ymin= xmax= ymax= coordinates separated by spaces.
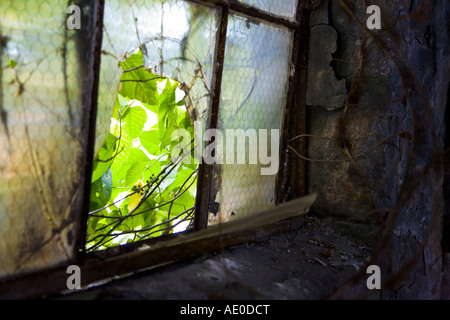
xmin=157 ymin=79 xmax=178 ymax=107
xmin=158 ymin=108 xmax=178 ymax=150
xmin=156 ymin=80 xmax=180 ymax=149
xmin=157 ymin=167 xmax=179 ymax=191
xmin=130 ymin=196 xmax=156 ymax=226
xmin=91 ymin=133 xmax=118 ymax=182
xmin=158 ymin=185 xmax=195 ymax=217
xmin=169 ymin=191 xmax=195 ymax=216
xmin=119 ymin=51 xmax=158 ymax=105
xmin=8 ymin=59 xmax=16 ymax=68
xmin=89 ymin=167 xmax=112 ymax=211
xmin=87 ymin=215 xmax=101 ymax=236
xmin=121 ymin=106 xmax=147 ymax=140
xmin=142 ymin=160 xmax=162 ymax=183
xmin=112 ymin=94 xmax=130 ymax=120
xmin=126 ymin=161 xmax=148 ymax=187
xmin=139 ymin=129 xmax=160 ymax=155
xmin=116 ymin=234 xmax=135 ymax=245
xmin=167 ymin=168 xmax=195 ymax=192
xmin=142 ymin=197 xmax=157 ymax=222
xmin=177 ymin=109 xmax=194 ymax=133
xmin=127 ymin=213 xmax=146 ymax=231
xmin=142 ymin=210 xmax=169 ymax=238
xmin=141 ymin=101 xmax=159 ymax=114
xmin=112 ymin=147 xmax=149 ymax=185
xmin=109 ymin=131 xmax=132 ymax=179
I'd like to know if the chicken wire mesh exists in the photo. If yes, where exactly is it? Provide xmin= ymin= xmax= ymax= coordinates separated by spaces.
xmin=0 ymin=1 xmax=95 ymax=278
xmin=237 ymin=0 xmax=298 ymax=20
xmin=208 ymin=13 xmax=294 ymax=224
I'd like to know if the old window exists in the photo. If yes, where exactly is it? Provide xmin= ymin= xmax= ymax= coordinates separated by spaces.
xmin=0 ymin=0 xmax=310 ymax=298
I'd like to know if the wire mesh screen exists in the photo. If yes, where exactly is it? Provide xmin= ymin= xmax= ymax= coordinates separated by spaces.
xmin=0 ymin=1 xmax=96 ymax=278
xmin=237 ymin=0 xmax=298 ymax=20
xmin=96 ymin=0 xmax=217 ymax=155
xmin=208 ymin=14 xmax=293 ymax=224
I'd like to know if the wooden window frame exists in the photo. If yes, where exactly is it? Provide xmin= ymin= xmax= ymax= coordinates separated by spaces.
xmin=0 ymin=0 xmax=311 ymax=299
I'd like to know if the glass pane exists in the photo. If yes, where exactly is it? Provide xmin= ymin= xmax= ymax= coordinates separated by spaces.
xmin=0 ymin=1 xmax=94 ymax=277
xmin=209 ymin=14 xmax=294 ymax=224
xmin=96 ymin=0 xmax=218 ymax=154
xmin=237 ymin=0 xmax=298 ymax=20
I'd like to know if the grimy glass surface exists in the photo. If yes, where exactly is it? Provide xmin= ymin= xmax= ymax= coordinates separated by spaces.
xmin=237 ymin=0 xmax=298 ymax=20
xmin=209 ymin=14 xmax=293 ymax=224
xmin=96 ymin=0 xmax=218 ymax=155
xmin=0 ymin=1 xmax=93 ymax=278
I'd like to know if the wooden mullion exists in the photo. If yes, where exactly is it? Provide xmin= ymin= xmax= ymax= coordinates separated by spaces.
xmin=186 ymin=0 xmax=300 ymax=30
xmin=193 ymin=4 xmax=229 ymax=230
xmin=75 ymin=0 xmax=106 ymax=263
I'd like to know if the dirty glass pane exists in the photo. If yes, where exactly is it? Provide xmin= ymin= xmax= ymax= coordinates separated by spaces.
xmin=96 ymin=0 xmax=218 ymax=155
xmin=237 ymin=0 xmax=298 ymax=20
xmin=209 ymin=14 xmax=293 ymax=224
xmin=0 ymin=1 xmax=94 ymax=278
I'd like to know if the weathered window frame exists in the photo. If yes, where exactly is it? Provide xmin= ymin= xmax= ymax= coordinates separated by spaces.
xmin=0 ymin=0 xmax=310 ymax=299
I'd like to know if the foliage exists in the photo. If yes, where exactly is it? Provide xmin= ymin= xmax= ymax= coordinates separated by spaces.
xmin=86 ymin=50 xmax=197 ymax=252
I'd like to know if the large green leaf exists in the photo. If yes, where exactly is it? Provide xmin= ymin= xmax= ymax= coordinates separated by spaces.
xmin=121 ymin=106 xmax=147 ymax=140
xmin=142 ymin=210 xmax=169 ymax=238
xmin=158 ymin=108 xmax=178 ymax=150
xmin=157 ymin=79 xmax=178 ymax=108
xmin=109 ymin=106 xmax=147 ymax=181
xmin=141 ymin=101 xmax=159 ymax=114
xmin=126 ymin=161 xmax=148 ymax=187
xmin=113 ymin=147 xmax=150 ymax=185
xmin=142 ymin=160 xmax=163 ymax=183
xmin=156 ymin=80 xmax=181 ymax=150
xmin=130 ymin=197 xmax=156 ymax=226
xmin=170 ymin=191 xmax=195 ymax=216
xmin=119 ymin=51 xmax=158 ymax=105
xmin=157 ymin=189 xmax=195 ymax=217
xmin=177 ymin=110 xmax=194 ymax=133
xmin=112 ymin=94 xmax=130 ymax=120
xmin=166 ymin=168 xmax=195 ymax=192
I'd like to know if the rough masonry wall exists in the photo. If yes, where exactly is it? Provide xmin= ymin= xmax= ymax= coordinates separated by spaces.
xmin=304 ymin=0 xmax=449 ymax=298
